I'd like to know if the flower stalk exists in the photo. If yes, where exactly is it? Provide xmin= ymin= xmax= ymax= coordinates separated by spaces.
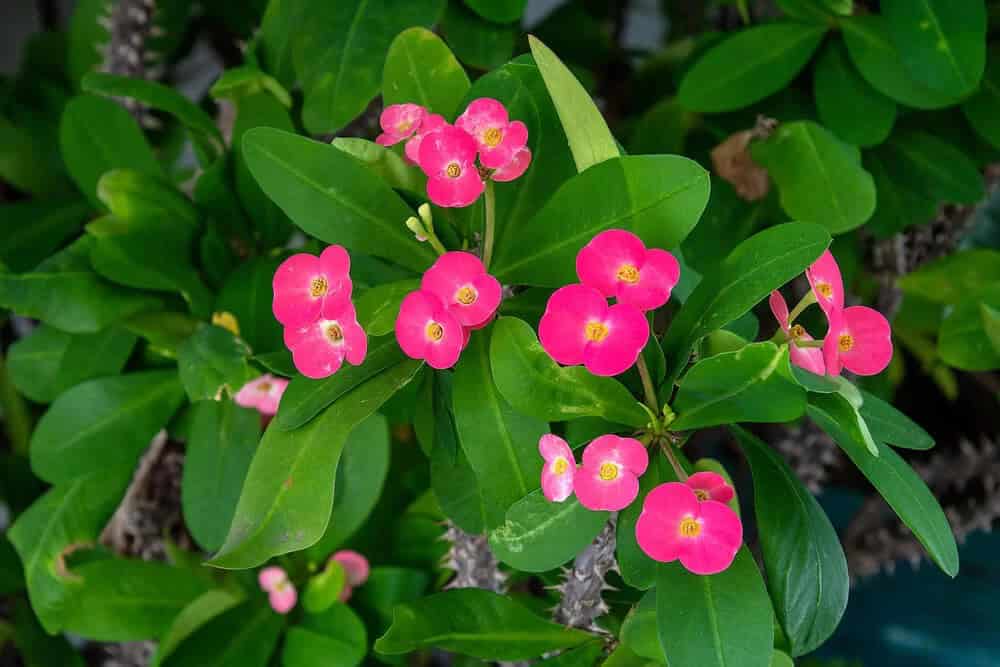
xmin=482 ymin=180 xmax=497 ymax=270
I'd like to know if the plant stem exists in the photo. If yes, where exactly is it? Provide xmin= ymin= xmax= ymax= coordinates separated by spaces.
xmin=482 ymin=180 xmax=496 ymax=270
xmin=659 ymin=439 xmax=688 ymax=481
xmin=636 ymin=353 xmax=659 ymax=412
xmin=0 ymin=351 xmax=31 ymax=457
xmin=426 ymin=233 xmax=448 ymax=257
xmin=787 ymin=290 xmax=817 ymax=324
xmin=793 ymin=339 xmax=824 ymax=348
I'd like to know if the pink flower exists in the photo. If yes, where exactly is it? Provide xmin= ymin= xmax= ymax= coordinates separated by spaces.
xmin=576 ymin=229 xmax=680 ymax=312
xmin=395 ymin=290 xmax=465 ymax=369
xmin=574 ymin=435 xmax=648 ymax=511
xmin=455 ymin=98 xmax=529 ymax=169
xmin=234 ymin=374 xmax=288 ymax=416
xmin=539 ymin=434 xmax=576 ymax=503
xmin=404 ymin=113 xmax=446 ymax=164
xmin=418 ymin=125 xmax=484 ymax=208
xmin=375 ymin=103 xmax=426 ymax=147
xmin=259 ymin=566 xmax=297 ymax=614
xmin=330 ymin=550 xmax=370 ymax=602
xmin=806 ymin=250 xmax=844 ymax=318
xmin=538 ymin=284 xmax=649 ymax=377
xmin=823 ymin=306 xmax=893 ymax=376
xmin=635 ymin=482 xmax=743 ymax=576
xmin=768 ymin=291 xmax=825 ymax=375
xmin=420 ymin=252 xmax=502 ymax=328
xmin=272 ymin=245 xmax=353 ymax=328
xmin=685 ymin=471 xmax=734 ymax=504
xmin=283 ymin=304 xmax=367 ymax=379
xmin=492 ymin=147 xmax=532 ymax=182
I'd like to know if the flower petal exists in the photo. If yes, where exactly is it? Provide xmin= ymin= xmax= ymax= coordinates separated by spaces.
xmin=686 ymin=471 xmax=734 ymax=504
xmin=332 ymin=550 xmax=370 ymax=587
xmin=491 ymin=147 xmax=532 ymax=182
xmin=576 ymin=229 xmax=648 ymax=298
xmin=841 ymin=305 xmax=893 ymax=376
xmin=538 ymin=433 xmax=573 ymax=461
xmin=581 ymin=435 xmax=648 ymax=476
xmin=806 ymin=250 xmax=845 ymax=317
xmin=678 ymin=501 xmax=742 ymax=575
xmin=769 ymin=290 xmax=790 ymax=331
xmin=617 ymin=248 xmax=680 ymax=311
xmin=272 ymin=253 xmax=323 ymax=327
xmin=582 ymin=302 xmax=649 ymax=376
xmin=541 ymin=464 xmax=575 ymax=502
xmin=635 ymin=483 xmax=700 ymax=562
xmin=574 ymin=465 xmax=639 ymax=511
xmin=427 ymin=169 xmax=484 ymax=208
xmin=258 ymin=566 xmax=286 ymax=592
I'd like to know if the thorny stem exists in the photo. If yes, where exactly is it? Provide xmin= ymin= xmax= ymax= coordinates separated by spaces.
xmin=635 ymin=353 xmax=659 ymax=413
xmin=787 ymin=290 xmax=817 ymax=324
xmin=482 ymin=180 xmax=497 ymax=270
xmin=659 ymin=438 xmax=688 ymax=481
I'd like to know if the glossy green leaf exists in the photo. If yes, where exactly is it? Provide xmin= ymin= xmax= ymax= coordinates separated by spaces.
xmin=30 ymin=370 xmax=184 ymax=484
xmin=302 ymin=561 xmax=347 ymax=614
xmin=776 ymin=0 xmax=845 ymax=21
xmin=733 ymin=427 xmax=848 ymax=656
xmin=383 ymin=27 xmax=470 ymax=119
xmin=620 ymin=590 xmax=663 ymax=662
xmin=430 ymin=377 xmax=488 ymax=533
xmin=962 ymin=47 xmax=1000 ymax=149
xmin=10 ymin=597 xmax=86 ymax=667
xmin=210 ymin=65 xmax=292 ymax=106
xmin=7 ymin=324 xmax=135 ymax=403
xmin=332 ymin=138 xmax=425 ymax=196
xmin=375 ymin=589 xmax=592 ymax=660
xmin=0 ymin=114 xmax=71 ymax=198
xmin=751 ymin=121 xmax=876 ymax=234
xmin=0 ymin=199 xmax=90 ymax=273
xmin=282 ymin=604 xmax=367 ymax=667
xmin=176 ymin=325 xmax=256 ymax=401
xmin=209 ymin=365 xmax=421 ymax=569
xmin=898 ymin=250 xmax=1000 ymax=305
xmin=215 ymin=255 xmax=286 ymax=354
xmin=152 ymin=590 xmax=245 ymax=667
xmin=159 ymin=601 xmax=283 ymax=667
xmin=441 ymin=3 xmax=516 ymax=70
xmin=489 ymin=490 xmax=609 ymax=572
xmin=883 ymin=0 xmax=985 ymax=98
xmin=671 ymin=342 xmax=806 ymax=430
xmin=858 ymin=390 xmax=934 ymax=450
xmin=887 ymin=132 xmax=985 ymax=205
xmin=528 ymin=36 xmax=618 ymax=172
xmin=243 ymin=128 xmax=436 ymax=272
xmin=863 ymin=148 xmax=938 ymax=237
xmin=678 ymin=23 xmax=826 ymax=112
xmin=490 ymin=317 xmax=648 ymax=428
xmin=96 ymin=169 xmax=199 ymax=228
xmin=355 ymin=280 xmax=421 ymax=336
xmin=814 ymin=41 xmax=896 ymax=147
xmin=464 ymin=0 xmax=525 ymax=23
xmin=938 ymin=285 xmax=1000 ymax=371
xmin=123 ymin=310 xmax=199 ymax=357
xmin=492 ymin=155 xmax=709 ymax=286
xmin=656 ymin=550 xmax=773 ymax=667
xmin=791 ymin=366 xmax=840 ymax=393
xmin=808 ymin=394 xmax=959 ymax=576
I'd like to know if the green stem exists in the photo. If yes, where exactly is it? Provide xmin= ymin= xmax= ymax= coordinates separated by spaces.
xmin=787 ymin=290 xmax=817 ymax=324
xmin=0 ymin=351 xmax=32 ymax=456
xmin=793 ymin=339 xmax=824 ymax=348
xmin=636 ymin=353 xmax=659 ymax=413
xmin=481 ymin=180 xmax=496 ymax=270
xmin=426 ymin=233 xmax=448 ymax=257
xmin=659 ymin=439 xmax=688 ymax=481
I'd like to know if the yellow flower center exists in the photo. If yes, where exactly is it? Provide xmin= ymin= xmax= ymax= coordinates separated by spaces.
xmin=426 ymin=322 xmax=444 ymax=342
xmin=598 ymin=462 xmax=619 ymax=481
xmin=678 ymin=516 xmax=702 ymax=538
xmin=397 ymin=120 xmax=413 ymax=134
xmin=838 ymin=333 xmax=854 ymax=352
xmin=789 ymin=324 xmax=806 ymax=340
xmin=446 ymin=162 xmax=461 ymax=178
xmin=616 ymin=263 xmax=640 ymax=284
xmin=325 ymin=323 xmax=344 ymax=343
xmin=310 ymin=276 xmax=329 ymax=298
xmin=553 ymin=457 xmax=569 ymax=475
xmin=585 ymin=321 xmax=609 ymax=343
xmin=816 ymin=282 xmax=833 ymax=299
xmin=693 ymin=488 xmax=709 ymax=501
xmin=258 ymin=382 xmax=272 ymax=393
xmin=456 ymin=286 xmax=477 ymax=305
xmin=483 ymin=127 xmax=503 ymax=147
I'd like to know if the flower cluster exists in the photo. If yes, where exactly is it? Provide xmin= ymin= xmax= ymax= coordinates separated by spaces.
xmin=272 ymin=246 xmax=368 ymax=379
xmin=257 ymin=550 xmax=369 ymax=615
xmin=377 ymin=99 xmax=532 ymax=208
xmin=539 ymin=433 xmax=648 ymax=511
xmin=540 ymin=229 xmax=680 ymax=376
xmin=395 ymin=251 xmax=501 ymax=369
xmin=235 ymin=374 xmax=288 ymax=417
xmin=771 ymin=250 xmax=892 ymax=376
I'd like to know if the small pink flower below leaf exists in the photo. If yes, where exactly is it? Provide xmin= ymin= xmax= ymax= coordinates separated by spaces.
xmin=234 ymin=374 xmax=288 ymax=417
xmin=418 ymin=125 xmax=484 ymax=208
xmin=685 ymin=471 xmax=735 ymax=504
xmin=823 ymin=306 xmax=893 ymax=376
xmin=404 ymin=113 xmax=446 ymax=164
xmin=272 ymin=245 xmax=352 ymax=328
xmin=376 ymin=103 xmax=426 ymax=147
xmin=284 ymin=304 xmax=368 ymax=379
xmin=421 ymin=252 xmax=502 ymax=328
xmin=806 ymin=250 xmax=844 ymax=318
xmin=259 ymin=566 xmax=297 ymax=614
xmin=456 ymin=98 xmax=529 ymax=169
xmin=635 ymin=482 xmax=743 ymax=576
xmin=576 ymin=229 xmax=680 ymax=312
xmin=539 ymin=284 xmax=649 ymax=377
xmin=768 ymin=291 xmax=825 ymax=375
xmin=574 ymin=435 xmax=648 ymax=511
xmin=539 ymin=434 xmax=576 ymax=503
xmin=331 ymin=550 xmax=370 ymax=602
xmin=395 ymin=290 xmax=465 ymax=369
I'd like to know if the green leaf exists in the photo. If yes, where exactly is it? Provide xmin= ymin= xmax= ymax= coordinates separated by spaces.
xmin=656 ymin=550 xmax=774 ymax=667
xmin=528 ymin=36 xmax=619 ymax=172
xmin=124 ymin=310 xmax=199 ymax=357
xmin=243 ymin=127 xmax=436 ymax=273
xmin=858 ymin=390 xmax=934 ymax=450
xmin=181 ymin=401 xmax=261 ymax=552
xmin=210 ymin=65 xmax=293 ymax=107
xmin=282 ymin=604 xmax=368 ymax=667
xmin=898 ymin=250 xmax=1000 ymax=305
xmin=430 ymin=377 xmax=488 ymax=533
xmin=863 ymin=147 xmax=938 ymax=237
xmin=620 ymin=590 xmax=663 ymax=662
xmin=751 ymin=121 xmax=876 ymax=234
xmin=791 ymin=365 xmax=841 ymax=393
xmin=677 ymin=23 xmax=826 ymax=112
xmin=82 ymin=72 xmax=224 ymax=165
xmin=375 ymin=589 xmax=592 ymax=660
xmin=453 ymin=327 xmax=547 ymax=529
xmin=464 ymin=0 xmax=525 ymax=23
xmin=209 ymin=364 xmax=421 ymax=569
xmin=0 ymin=114 xmax=74 ymax=199
xmin=30 ymin=370 xmax=185 ymax=484
xmin=489 ymin=490 xmax=609 ymax=572
xmin=0 ymin=199 xmax=90 ymax=273
xmin=176 ymin=325 xmax=256 ymax=401
xmin=158 ymin=601 xmax=283 ymax=667
xmin=152 ymin=590 xmax=245 ymax=667
xmin=671 ymin=342 xmax=806 ymax=430
xmin=59 ymin=95 xmax=162 ymax=208
xmin=96 ymin=169 xmax=199 ymax=228
xmin=10 ymin=597 xmax=86 ymax=667
xmin=814 ymin=41 xmax=896 ymax=147
xmin=661 ymin=223 xmax=830 ymax=388
xmin=492 ymin=155 xmax=709 ymax=286
xmin=883 ymin=0 xmax=985 ymax=98
xmin=355 ymin=280 xmax=421 ymax=336
xmin=938 ymin=285 xmax=1000 ymax=371
xmin=733 ymin=427 xmax=848 ymax=656
xmin=332 ymin=138 xmax=425 ymax=196
xmin=383 ymin=27 xmax=470 ymax=119
xmin=535 ymin=641 xmax=606 ymax=667
xmin=887 ymin=131 xmax=985 ymax=205
xmin=302 ymin=561 xmax=347 ymax=614
xmin=808 ymin=394 xmax=959 ymax=577
xmin=215 ymin=255 xmax=287 ymax=354
xmin=776 ymin=0 xmax=844 ymax=22
xmin=441 ymin=3 xmax=516 ymax=70
xmin=962 ymin=46 xmax=1000 ymax=149
xmin=490 ymin=317 xmax=648 ymax=428
xmin=7 ymin=324 xmax=135 ymax=403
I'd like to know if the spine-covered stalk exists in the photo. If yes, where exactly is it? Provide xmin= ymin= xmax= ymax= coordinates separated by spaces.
xmin=442 ymin=522 xmax=507 ymax=593
xmin=553 ymin=515 xmax=618 ymax=631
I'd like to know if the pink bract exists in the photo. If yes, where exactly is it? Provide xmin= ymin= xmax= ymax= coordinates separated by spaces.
xmin=418 ymin=125 xmax=484 ymax=208
xmin=331 ymin=549 xmax=370 ymax=601
xmin=395 ymin=290 xmax=465 ymax=369
xmin=455 ymin=98 xmax=529 ymax=169
xmin=635 ymin=482 xmax=743 ymax=576
xmin=492 ymin=147 xmax=532 ymax=182
xmin=768 ymin=291 xmax=825 ymax=375
xmin=806 ymin=250 xmax=844 ymax=318
xmin=234 ymin=374 xmax=288 ymax=416
xmin=686 ymin=471 xmax=735 ymax=504
xmin=421 ymin=251 xmax=502 ymax=327
xmin=375 ymin=103 xmax=425 ymax=147
xmin=404 ymin=113 xmax=446 ymax=164
xmin=539 ymin=434 xmax=576 ymax=503
xmin=576 ymin=229 xmax=680 ymax=311
xmin=538 ymin=284 xmax=649 ymax=377
xmin=823 ymin=305 xmax=893 ymax=376
xmin=283 ymin=303 xmax=367 ymax=379
xmin=272 ymin=245 xmax=353 ymax=328
xmin=259 ymin=566 xmax=297 ymax=614
xmin=574 ymin=435 xmax=648 ymax=511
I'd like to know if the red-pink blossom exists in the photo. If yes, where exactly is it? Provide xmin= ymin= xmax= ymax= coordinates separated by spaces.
xmin=258 ymin=566 xmax=297 ymax=614
xmin=769 ymin=291 xmax=825 ymax=375
xmin=574 ymin=435 xmax=648 ymax=511
xmin=272 ymin=246 xmax=353 ymax=328
xmin=576 ymin=229 xmax=680 ymax=311
xmin=455 ymin=98 xmax=529 ymax=170
xmin=538 ymin=284 xmax=649 ymax=377
xmin=417 ymin=125 xmax=484 ymax=208
xmin=234 ymin=374 xmax=288 ymax=417
xmin=806 ymin=250 xmax=844 ymax=318
xmin=635 ymin=482 xmax=743 ymax=575
xmin=330 ymin=550 xmax=370 ymax=602
xmin=404 ymin=113 xmax=446 ymax=164
xmin=395 ymin=290 xmax=465 ymax=369
xmin=420 ymin=251 xmax=502 ymax=328
xmin=685 ymin=471 xmax=735 ymax=504
xmin=492 ymin=147 xmax=532 ymax=182
xmin=375 ymin=103 xmax=425 ymax=147
xmin=823 ymin=305 xmax=893 ymax=376
xmin=539 ymin=434 xmax=576 ymax=503
xmin=283 ymin=304 xmax=367 ymax=379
